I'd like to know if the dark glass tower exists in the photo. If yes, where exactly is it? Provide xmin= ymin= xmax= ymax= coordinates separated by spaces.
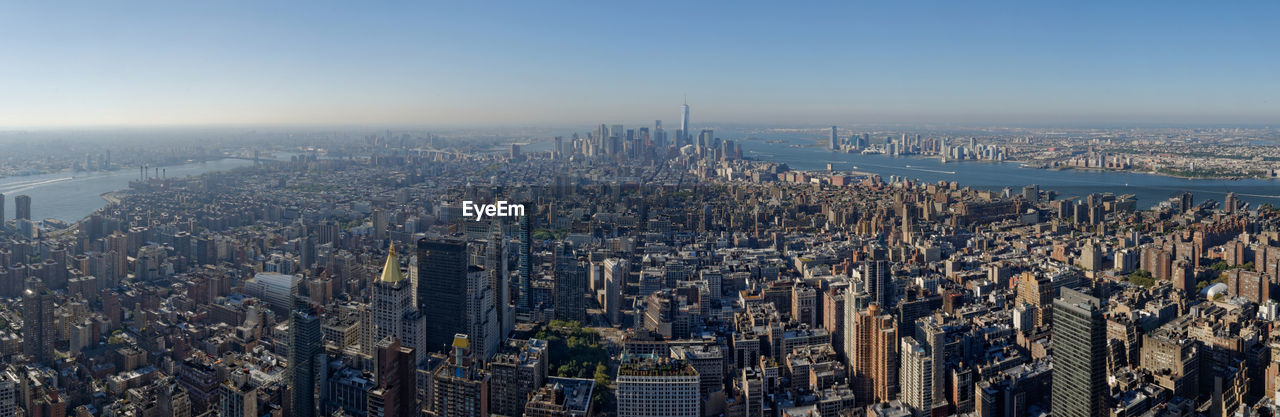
xmin=863 ymin=258 xmax=889 ymax=308
xmin=1051 ymin=287 xmax=1107 ymax=417
xmin=417 ymin=238 xmax=468 ymax=351
xmin=288 ymin=298 xmax=322 ymax=417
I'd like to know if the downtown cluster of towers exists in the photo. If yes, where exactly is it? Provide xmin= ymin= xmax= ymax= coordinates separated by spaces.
xmin=545 ymin=101 xmax=744 ymax=162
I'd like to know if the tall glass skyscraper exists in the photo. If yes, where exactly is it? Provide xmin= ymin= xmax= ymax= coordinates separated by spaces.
xmin=680 ymin=98 xmax=690 ymax=145
xmin=417 ymin=238 xmax=469 ymax=351
xmin=1051 ymin=287 xmax=1107 ymax=417
xmin=288 ymin=297 xmax=322 ymax=417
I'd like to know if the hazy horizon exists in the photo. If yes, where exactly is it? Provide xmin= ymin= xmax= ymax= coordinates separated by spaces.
xmin=3 ymin=2 xmax=1278 ymax=128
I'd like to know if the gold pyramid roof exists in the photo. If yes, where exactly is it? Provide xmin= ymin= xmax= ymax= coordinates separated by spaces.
xmin=379 ymin=245 xmax=405 ymax=283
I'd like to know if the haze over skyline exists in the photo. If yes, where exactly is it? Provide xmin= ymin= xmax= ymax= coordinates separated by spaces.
xmin=2 ymin=1 xmax=1278 ymax=128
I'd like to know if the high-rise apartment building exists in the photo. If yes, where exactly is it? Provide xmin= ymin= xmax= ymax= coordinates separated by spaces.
xmin=487 ymin=338 xmax=549 ymax=417
xmin=369 ymin=337 xmax=417 ymax=417
xmin=14 ymin=194 xmax=30 ymax=221
xmin=899 ymin=337 xmax=933 ymax=416
xmin=23 ymin=278 xmax=56 ymax=364
xmin=847 ymin=304 xmax=898 ymax=405
xmin=916 ymin=316 xmax=947 ymax=412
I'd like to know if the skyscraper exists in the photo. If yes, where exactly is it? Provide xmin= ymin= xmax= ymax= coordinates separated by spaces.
xmin=863 ymin=256 xmax=890 ymax=309
xmin=680 ymin=97 xmax=690 ymax=145
xmin=488 ymin=338 xmax=549 ymax=417
xmin=289 ymin=298 xmax=323 ymax=417
xmin=482 ymin=226 xmax=513 ymax=339
xmin=417 ymin=238 xmax=469 ymax=352
xmin=602 ymin=258 xmax=626 ymax=325
xmin=653 ymin=120 xmax=667 ymax=152
xmin=553 ymin=242 xmax=586 ymax=323
xmin=369 ymin=337 xmax=417 ymax=417
xmin=14 ymin=194 xmax=31 ymax=221
xmin=373 ymin=245 xmax=427 ymax=364
xmin=847 ymin=304 xmax=898 ymax=406
xmin=1051 ymin=287 xmax=1107 ymax=417
xmin=517 ymin=215 xmax=533 ymax=312
xmin=22 ymin=278 xmax=56 ymax=364
xmin=899 ymin=337 xmax=933 ymax=416
xmin=917 ymin=316 xmax=947 ymax=412
xmin=830 ymin=126 xmax=839 ymax=150
xmin=466 ymin=265 xmax=500 ymax=360
xmin=0 ymin=193 xmax=5 ymax=222
xmin=432 ymin=334 xmax=490 ymax=417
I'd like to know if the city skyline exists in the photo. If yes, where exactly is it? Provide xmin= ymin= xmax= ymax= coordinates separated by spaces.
xmin=2 ymin=2 xmax=1279 ymax=128
xmin=5 ymin=3 xmax=1280 ymax=416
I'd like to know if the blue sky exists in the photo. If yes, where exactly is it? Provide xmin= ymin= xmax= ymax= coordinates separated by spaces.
xmin=1 ymin=1 xmax=1277 ymax=127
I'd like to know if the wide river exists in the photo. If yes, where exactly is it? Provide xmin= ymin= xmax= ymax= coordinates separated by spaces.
xmin=0 ymin=158 xmax=256 ymax=223
xmin=740 ymin=133 xmax=1279 ymax=209
xmin=6 ymin=134 xmax=1279 ymax=224
xmin=530 ymin=130 xmax=1280 ymax=209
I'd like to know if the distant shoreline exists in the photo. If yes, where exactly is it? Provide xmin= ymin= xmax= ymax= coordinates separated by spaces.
xmin=1040 ymin=164 xmax=1275 ymax=181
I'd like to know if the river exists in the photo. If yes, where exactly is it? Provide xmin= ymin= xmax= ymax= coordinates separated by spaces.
xmin=10 ymin=133 xmax=1273 ymax=224
xmin=738 ymin=131 xmax=1280 ymax=209
xmin=0 ymin=159 xmax=257 ymax=223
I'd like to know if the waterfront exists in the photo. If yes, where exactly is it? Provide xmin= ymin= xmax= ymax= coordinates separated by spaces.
xmin=531 ymin=129 xmax=1279 ymax=209
xmin=737 ymin=131 xmax=1280 ymax=209
xmin=0 ymin=158 xmax=257 ymax=223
